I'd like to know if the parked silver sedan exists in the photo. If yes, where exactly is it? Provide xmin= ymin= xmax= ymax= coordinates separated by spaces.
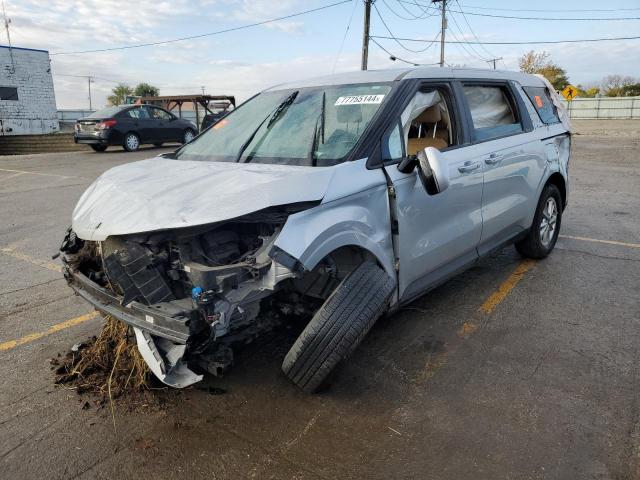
xmin=60 ymin=67 xmax=571 ymax=392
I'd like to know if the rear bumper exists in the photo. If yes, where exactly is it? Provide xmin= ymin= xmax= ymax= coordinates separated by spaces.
xmin=65 ymin=266 xmax=190 ymax=344
xmin=74 ymin=131 xmax=113 ymax=145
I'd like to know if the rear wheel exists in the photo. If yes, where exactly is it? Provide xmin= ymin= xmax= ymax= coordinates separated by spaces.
xmin=123 ymin=132 xmax=140 ymax=152
xmin=182 ymin=129 xmax=195 ymax=144
xmin=515 ymin=183 xmax=562 ymax=259
xmin=282 ymin=262 xmax=396 ymax=393
xmin=90 ymin=144 xmax=107 ymax=152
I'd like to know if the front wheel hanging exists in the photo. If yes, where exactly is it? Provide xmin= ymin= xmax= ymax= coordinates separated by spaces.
xmin=282 ymin=261 xmax=396 ymax=393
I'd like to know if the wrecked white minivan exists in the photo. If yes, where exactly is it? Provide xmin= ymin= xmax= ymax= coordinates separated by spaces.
xmin=61 ymin=68 xmax=570 ymax=392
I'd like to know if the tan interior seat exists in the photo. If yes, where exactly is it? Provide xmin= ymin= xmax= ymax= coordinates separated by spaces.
xmin=407 ymin=105 xmax=449 ymax=154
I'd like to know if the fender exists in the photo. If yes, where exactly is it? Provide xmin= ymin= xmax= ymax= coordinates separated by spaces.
xmin=527 ymin=131 xmax=571 ymax=227
xmin=273 ymin=183 xmax=397 ymax=280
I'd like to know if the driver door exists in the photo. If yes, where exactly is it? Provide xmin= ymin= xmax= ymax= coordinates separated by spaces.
xmin=382 ymin=83 xmax=484 ymax=302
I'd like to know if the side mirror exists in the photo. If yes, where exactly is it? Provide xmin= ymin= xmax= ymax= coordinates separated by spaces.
xmin=417 ymin=147 xmax=449 ymax=195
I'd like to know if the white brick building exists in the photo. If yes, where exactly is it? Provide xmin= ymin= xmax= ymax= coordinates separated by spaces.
xmin=0 ymin=45 xmax=59 ymax=135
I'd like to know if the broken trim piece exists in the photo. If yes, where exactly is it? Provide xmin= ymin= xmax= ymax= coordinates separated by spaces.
xmin=268 ymin=246 xmax=306 ymax=274
xmin=133 ymin=327 xmax=203 ymax=388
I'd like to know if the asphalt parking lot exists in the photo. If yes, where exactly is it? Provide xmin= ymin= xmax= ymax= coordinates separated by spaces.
xmin=1 ymin=121 xmax=639 ymax=480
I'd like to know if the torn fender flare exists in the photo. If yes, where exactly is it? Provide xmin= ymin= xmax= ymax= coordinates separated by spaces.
xmin=268 ymin=245 xmax=306 ymax=275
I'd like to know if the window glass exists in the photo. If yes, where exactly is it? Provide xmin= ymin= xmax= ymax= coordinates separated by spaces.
xmin=0 ymin=87 xmax=18 ymax=101
xmin=89 ymin=106 xmax=125 ymax=118
xmin=125 ymin=107 xmax=149 ymax=119
xmin=150 ymin=107 xmax=172 ymax=120
xmin=382 ymin=123 xmax=403 ymax=161
xmin=176 ymin=83 xmax=392 ymax=166
xmin=522 ymin=86 xmax=560 ymax=125
xmin=463 ymin=85 xmax=522 ymax=141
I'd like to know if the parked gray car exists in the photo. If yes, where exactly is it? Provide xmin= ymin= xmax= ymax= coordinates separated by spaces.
xmin=60 ymin=67 xmax=571 ymax=392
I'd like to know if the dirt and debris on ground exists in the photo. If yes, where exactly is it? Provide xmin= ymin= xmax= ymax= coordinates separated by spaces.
xmin=50 ymin=315 xmax=166 ymax=409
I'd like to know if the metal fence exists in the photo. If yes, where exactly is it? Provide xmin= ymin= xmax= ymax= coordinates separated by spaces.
xmin=560 ymin=96 xmax=640 ymax=119
xmin=57 ymin=109 xmax=95 ymax=122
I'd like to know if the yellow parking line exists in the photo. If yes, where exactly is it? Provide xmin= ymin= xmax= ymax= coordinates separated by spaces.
xmin=0 ymin=311 xmax=100 ymax=352
xmin=0 ymin=246 xmax=62 ymax=273
xmin=479 ymin=259 xmax=537 ymax=314
xmin=559 ymin=234 xmax=640 ymax=249
xmin=0 ymin=167 xmax=76 ymax=180
xmin=0 ymin=171 xmax=26 ymax=183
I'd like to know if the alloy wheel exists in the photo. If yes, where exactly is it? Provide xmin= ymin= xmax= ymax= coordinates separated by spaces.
xmin=126 ymin=134 xmax=139 ymax=151
xmin=539 ymin=197 xmax=558 ymax=247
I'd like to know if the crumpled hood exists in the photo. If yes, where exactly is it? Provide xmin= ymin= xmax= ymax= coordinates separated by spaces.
xmin=72 ymin=157 xmax=335 ymax=241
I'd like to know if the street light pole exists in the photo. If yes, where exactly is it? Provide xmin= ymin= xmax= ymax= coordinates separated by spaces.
xmin=88 ymin=76 xmax=94 ymax=110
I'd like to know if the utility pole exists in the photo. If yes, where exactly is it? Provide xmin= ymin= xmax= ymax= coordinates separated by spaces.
xmin=361 ymin=0 xmax=372 ymax=70
xmin=486 ymin=57 xmax=503 ymax=70
xmin=88 ymin=76 xmax=94 ymax=110
xmin=432 ymin=0 xmax=447 ymax=67
xmin=201 ymin=86 xmax=205 ymax=95
xmin=1 ymin=0 xmax=14 ymax=73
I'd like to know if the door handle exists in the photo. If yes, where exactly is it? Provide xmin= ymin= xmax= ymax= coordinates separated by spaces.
xmin=458 ymin=161 xmax=481 ymax=173
xmin=485 ymin=153 xmax=502 ymax=165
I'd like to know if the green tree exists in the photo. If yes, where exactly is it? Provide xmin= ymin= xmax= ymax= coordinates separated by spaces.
xmin=518 ymin=50 xmax=551 ymax=74
xmin=537 ymin=65 xmax=570 ymax=91
xmin=621 ymin=83 xmax=640 ymax=97
xmin=107 ymin=84 xmax=133 ymax=106
xmin=575 ymin=85 xmax=599 ymax=98
xmin=133 ymin=82 xmax=160 ymax=98
xmin=518 ymin=50 xmax=570 ymax=91
xmin=600 ymin=75 xmax=637 ymax=97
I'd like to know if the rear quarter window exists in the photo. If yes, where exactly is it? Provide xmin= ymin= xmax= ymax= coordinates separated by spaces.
xmin=522 ymin=86 xmax=560 ymax=125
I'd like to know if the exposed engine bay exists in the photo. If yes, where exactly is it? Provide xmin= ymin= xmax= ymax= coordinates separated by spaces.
xmin=60 ymin=205 xmax=363 ymax=387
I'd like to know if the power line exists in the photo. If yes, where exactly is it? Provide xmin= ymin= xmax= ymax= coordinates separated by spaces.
xmin=383 ymin=0 xmax=436 ymax=20
xmin=382 ymin=0 xmax=424 ymax=20
xmin=397 ymin=1 xmax=640 ymax=20
xmin=455 ymin=3 xmax=640 ymax=13
xmin=51 ymin=0 xmax=351 ymax=56
xmin=369 ymin=34 xmax=640 ymax=45
xmin=369 ymin=37 xmax=439 ymax=66
xmin=453 ymin=0 xmax=496 ymax=59
xmin=447 ymin=8 xmax=487 ymax=62
xmin=396 ymin=0 xmax=438 ymax=18
xmin=372 ymin=2 xmax=439 ymax=53
xmin=332 ymin=0 xmax=359 ymax=73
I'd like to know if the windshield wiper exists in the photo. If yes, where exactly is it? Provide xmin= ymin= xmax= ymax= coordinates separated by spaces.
xmin=235 ymin=90 xmax=299 ymax=163
xmin=307 ymin=91 xmax=325 ymax=166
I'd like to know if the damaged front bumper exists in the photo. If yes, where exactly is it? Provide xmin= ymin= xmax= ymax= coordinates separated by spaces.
xmin=67 ymin=268 xmax=190 ymax=344
xmin=66 ymin=267 xmax=205 ymax=387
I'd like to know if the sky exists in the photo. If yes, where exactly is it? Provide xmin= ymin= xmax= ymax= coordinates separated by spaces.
xmin=3 ymin=0 xmax=640 ymax=109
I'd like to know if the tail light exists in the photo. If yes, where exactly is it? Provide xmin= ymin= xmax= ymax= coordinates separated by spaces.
xmin=96 ymin=119 xmax=117 ymax=130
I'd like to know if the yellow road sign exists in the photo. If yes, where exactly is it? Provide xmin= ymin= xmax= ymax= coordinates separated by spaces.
xmin=561 ymin=85 xmax=579 ymax=101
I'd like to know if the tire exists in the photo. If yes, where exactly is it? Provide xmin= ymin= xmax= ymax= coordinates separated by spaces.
xmin=182 ymin=129 xmax=195 ymax=144
xmin=282 ymin=262 xmax=396 ymax=393
xmin=123 ymin=132 xmax=140 ymax=152
xmin=515 ymin=183 xmax=562 ymax=259
xmin=153 ymin=142 xmax=163 ymax=148
xmin=90 ymin=144 xmax=107 ymax=152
